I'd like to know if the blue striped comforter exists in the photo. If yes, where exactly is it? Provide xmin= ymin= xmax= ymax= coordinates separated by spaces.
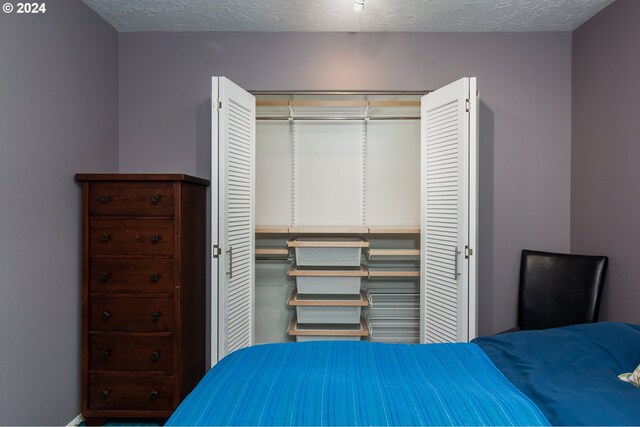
xmin=474 ymin=322 xmax=640 ymax=426
xmin=166 ymin=341 xmax=548 ymax=426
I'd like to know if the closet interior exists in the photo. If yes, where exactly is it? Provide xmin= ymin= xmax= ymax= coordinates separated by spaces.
xmin=211 ymin=76 xmax=477 ymax=362
xmin=253 ymin=93 xmax=423 ymax=344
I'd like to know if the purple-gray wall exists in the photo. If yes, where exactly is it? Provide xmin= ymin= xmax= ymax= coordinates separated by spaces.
xmin=572 ymin=0 xmax=640 ymax=324
xmin=2 ymin=0 xmax=637 ymax=421
xmin=0 ymin=1 xmax=118 ymax=424
xmin=118 ymin=32 xmax=573 ymax=338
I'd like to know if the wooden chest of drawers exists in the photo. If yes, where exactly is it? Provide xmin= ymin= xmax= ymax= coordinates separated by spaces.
xmin=75 ymin=174 xmax=209 ymax=424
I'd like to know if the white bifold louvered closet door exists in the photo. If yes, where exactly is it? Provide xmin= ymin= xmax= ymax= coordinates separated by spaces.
xmin=420 ymin=77 xmax=478 ymax=343
xmin=211 ymin=77 xmax=256 ymax=364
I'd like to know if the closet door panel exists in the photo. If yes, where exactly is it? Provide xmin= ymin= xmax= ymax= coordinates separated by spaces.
xmin=294 ymin=122 xmax=362 ymax=226
xmin=366 ymin=121 xmax=420 ymax=226
xmin=212 ymin=77 xmax=255 ymax=363
xmin=256 ymin=122 xmax=292 ymax=226
xmin=420 ymin=77 xmax=477 ymax=344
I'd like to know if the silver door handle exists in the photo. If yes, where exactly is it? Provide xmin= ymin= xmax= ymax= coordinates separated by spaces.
xmin=453 ymin=246 xmax=461 ymax=279
xmin=226 ymin=246 xmax=233 ymax=278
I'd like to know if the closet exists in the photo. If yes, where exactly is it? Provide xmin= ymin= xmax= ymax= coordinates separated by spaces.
xmin=211 ymin=77 xmax=478 ymax=364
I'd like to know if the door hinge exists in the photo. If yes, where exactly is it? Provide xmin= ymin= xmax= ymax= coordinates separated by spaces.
xmin=214 ymin=100 xmax=222 ymax=111
xmin=465 ymin=98 xmax=470 ymax=112
xmin=212 ymin=244 xmax=222 ymax=258
xmin=465 ymin=245 xmax=473 ymax=259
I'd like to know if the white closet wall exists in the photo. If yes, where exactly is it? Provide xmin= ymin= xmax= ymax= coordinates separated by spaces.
xmin=255 ymin=122 xmax=291 ymax=225
xmin=365 ymin=121 xmax=420 ymax=226
xmin=295 ymin=122 xmax=363 ymax=226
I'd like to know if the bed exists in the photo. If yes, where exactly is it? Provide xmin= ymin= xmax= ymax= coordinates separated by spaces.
xmin=473 ymin=321 xmax=640 ymax=425
xmin=166 ymin=322 xmax=640 ymax=426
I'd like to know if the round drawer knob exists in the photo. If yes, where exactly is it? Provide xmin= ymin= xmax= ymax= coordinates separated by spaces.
xmin=99 ymin=272 xmax=110 ymax=283
xmin=100 ymin=311 xmax=111 ymax=321
xmin=100 ymin=234 xmax=109 ymax=243
xmin=99 ymin=195 xmax=109 ymax=203
xmin=100 ymin=351 xmax=110 ymax=360
xmin=99 ymin=389 xmax=110 ymax=400
xmin=150 ymin=351 xmax=160 ymax=361
xmin=150 ymin=234 xmax=160 ymax=243
xmin=150 ymin=195 xmax=160 ymax=204
xmin=149 ymin=391 xmax=159 ymax=401
xmin=150 ymin=273 xmax=160 ymax=283
xmin=151 ymin=312 xmax=160 ymax=322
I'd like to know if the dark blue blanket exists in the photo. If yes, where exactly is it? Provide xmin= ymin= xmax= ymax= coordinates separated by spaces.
xmin=166 ymin=341 xmax=547 ymax=426
xmin=474 ymin=322 xmax=640 ymax=426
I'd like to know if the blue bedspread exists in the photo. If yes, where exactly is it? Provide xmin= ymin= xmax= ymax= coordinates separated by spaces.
xmin=474 ymin=322 xmax=640 ymax=426
xmin=166 ymin=341 xmax=547 ymax=426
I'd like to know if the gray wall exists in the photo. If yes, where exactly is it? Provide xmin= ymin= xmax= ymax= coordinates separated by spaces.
xmin=0 ymin=1 xmax=118 ymax=424
xmin=572 ymin=0 xmax=640 ymax=324
xmin=119 ymin=32 xmax=573 ymax=336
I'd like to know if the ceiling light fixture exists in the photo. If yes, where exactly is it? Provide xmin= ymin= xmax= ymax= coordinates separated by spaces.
xmin=353 ymin=0 xmax=365 ymax=12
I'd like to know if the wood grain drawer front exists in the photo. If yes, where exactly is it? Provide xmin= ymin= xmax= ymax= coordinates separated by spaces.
xmin=90 ymin=335 xmax=173 ymax=371
xmin=90 ymin=220 xmax=174 ymax=256
xmin=90 ymin=298 xmax=174 ymax=332
xmin=90 ymin=182 xmax=174 ymax=217
xmin=89 ymin=259 xmax=174 ymax=295
xmin=88 ymin=374 xmax=174 ymax=411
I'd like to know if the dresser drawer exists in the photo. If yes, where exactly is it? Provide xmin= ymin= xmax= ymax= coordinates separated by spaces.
xmin=90 ymin=220 xmax=174 ymax=256
xmin=90 ymin=182 xmax=174 ymax=217
xmin=90 ymin=335 xmax=173 ymax=371
xmin=90 ymin=259 xmax=174 ymax=295
xmin=90 ymin=298 xmax=173 ymax=332
xmin=88 ymin=374 xmax=174 ymax=411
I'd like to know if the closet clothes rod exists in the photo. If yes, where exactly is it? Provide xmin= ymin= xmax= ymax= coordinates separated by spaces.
xmin=256 ymin=116 xmax=420 ymax=121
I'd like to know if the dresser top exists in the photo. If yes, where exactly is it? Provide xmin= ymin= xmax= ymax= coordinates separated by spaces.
xmin=75 ymin=173 xmax=209 ymax=186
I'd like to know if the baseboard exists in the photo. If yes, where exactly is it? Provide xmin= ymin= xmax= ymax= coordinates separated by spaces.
xmin=67 ymin=413 xmax=84 ymax=426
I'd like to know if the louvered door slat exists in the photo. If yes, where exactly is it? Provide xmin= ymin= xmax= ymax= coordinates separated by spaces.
xmin=427 ymin=103 xmax=458 ymax=121
xmin=428 ymin=145 xmax=458 ymax=156
xmin=428 ymin=128 xmax=459 ymax=140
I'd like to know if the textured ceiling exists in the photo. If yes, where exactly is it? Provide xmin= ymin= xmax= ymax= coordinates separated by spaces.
xmin=81 ymin=0 xmax=615 ymax=32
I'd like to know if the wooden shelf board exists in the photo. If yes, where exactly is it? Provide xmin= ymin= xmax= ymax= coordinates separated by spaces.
xmin=288 ymin=226 xmax=369 ymax=234
xmin=256 ymin=100 xmax=420 ymax=108
xmin=368 ymin=100 xmax=420 ymax=107
xmin=288 ymin=290 xmax=368 ymax=307
xmin=288 ymin=316 xmax=369 ymax=337
xmin=290 ymin=100 xmax=368 ymax=108
xmin=368 ymin=227 xmax=420 ymax=234
xmin=369 ymin=249 xmax=420 ymax=257
xmin=256 ymin=226 xmax=419 ymax=234
xmin=255 ymin=248 xmax=289 ymax=256
xmin=288 ymin=265 xmax=369 ymax=277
